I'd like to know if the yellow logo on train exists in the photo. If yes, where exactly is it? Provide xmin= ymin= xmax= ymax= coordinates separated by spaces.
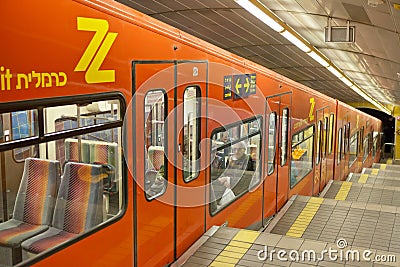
xmin=308 ymin=98 xmax=315 ymax=122
xmin=75 ymin=17 xmax=118 ymax=84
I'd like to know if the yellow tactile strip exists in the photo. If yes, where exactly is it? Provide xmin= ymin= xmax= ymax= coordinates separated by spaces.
xmin=380 ymin=164 xmax=387 ymax=170
xmin=208 ymin=229 xmax=260 ymax=267
xmin=371 ymin=169 xmax=379 ymax=175
xmin=285 ymin=197 xmax=324 ymax=238
xmin=358 ymin=174 xmax=369 ymax=184
xmin=334 ymin=181 xmax=353 ymax=200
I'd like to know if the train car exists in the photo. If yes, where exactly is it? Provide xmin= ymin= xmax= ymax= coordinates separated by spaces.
xmin=334 ymin=101 xmax=382 ymax=181
xmin=287 ymin=84 xmax=337 ymax=199
xmin=0 ymin=0 xmax=382 ymax=266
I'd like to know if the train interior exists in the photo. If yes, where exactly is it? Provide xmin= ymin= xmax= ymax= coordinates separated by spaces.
xmin=0 ymin=98 xmax=123 ymax=265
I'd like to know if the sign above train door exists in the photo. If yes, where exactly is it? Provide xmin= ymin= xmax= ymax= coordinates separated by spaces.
xmin=223 ymin=73 xmax=256 ymax=100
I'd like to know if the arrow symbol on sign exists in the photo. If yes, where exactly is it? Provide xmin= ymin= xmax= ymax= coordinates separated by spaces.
xmin=235 ymin=78 xmax=242 ymax=93
xmin=244 ymin=77 xmax=250 ymax=92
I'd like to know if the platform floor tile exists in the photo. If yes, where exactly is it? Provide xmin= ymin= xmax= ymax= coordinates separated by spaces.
xmin=321 ymin=181 xmax=400 ymax=207
xmin=180 ymin=226 xmax=400 ymax=266
xmin=349 ymin=173 xmax=400 ymax=187
xmin=266 ymin=196 xmax=400 ymax=254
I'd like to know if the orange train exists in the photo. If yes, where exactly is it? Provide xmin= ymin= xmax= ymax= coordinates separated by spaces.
xmin=0 ymin=0 xmax=381 ymax=266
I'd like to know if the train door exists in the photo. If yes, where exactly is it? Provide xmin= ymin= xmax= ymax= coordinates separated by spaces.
xmin=266 ymin=92 xmax=292 ymax=212
xmin=133 ymin=61 xmax=175 ymax=266
xmin=175 ymin=61 xmax=207 ymax=258
xmin=314 ymin=107 xmax=329 ymax=194
xmin=335 ymin=116 xmax=345 ymax=181
xmin=343 ymin=116 xmax=350 ymax=176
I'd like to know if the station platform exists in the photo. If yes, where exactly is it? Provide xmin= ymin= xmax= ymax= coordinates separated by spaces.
xmin=175 ymin=198 xmax=399 ymax=266
xmin=266 ymin=195 xmax=400 ymax=254
xmin=175 ymin=161 xmax=400 ymax=267
xmin=372 ymin=163 xmax=400 ymax=171
xmin=321 ymin=180 xmax=400 ymax=206
xmin=348 ymin=173 xmax=400 ymax=187
xmin=174 ymin=224 xmax=399 ymax=266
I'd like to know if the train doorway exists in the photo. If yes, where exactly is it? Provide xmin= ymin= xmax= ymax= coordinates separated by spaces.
xmin=174 ymin=61 xmax=208 ymax=258
xmin=133 ymin=61 xmax=175 ymax=267
xmin=314 ymin=107 xmax=330 ymax=194
xmin=265 ymin=92 xmax=292 ymax=213
xmin=132 ymin=60 xmax=208 ymax=266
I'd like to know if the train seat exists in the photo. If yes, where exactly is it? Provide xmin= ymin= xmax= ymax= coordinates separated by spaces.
xmin=21 ymin=162 xmax=104 ymax=259
xmin=64 ymin=138 xmax=118 ymax=192
xmin=64 ymin=138 xmax=90 ymax=163
xmin=89 ymin=141 xmax=118 ymax=193
xmin=0 ymin=158 xmax=60 ymax=266
xmin=145 ymin=146 xmax=164 ymax=191
xmin=65 ymin=139 xmax=118 ymax=217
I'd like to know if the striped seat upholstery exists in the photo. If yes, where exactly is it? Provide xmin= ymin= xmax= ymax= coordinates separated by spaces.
xmin=64 ymin=138 xmax=90 ymax=163
xmin=21 ymin=162 xmax=104 ymax=257
xmin=90 ymin=141 xmax=118 ymax=193
xmin=145 ymin=146 xmax=164 ymax=192
xmin=147 ymin=146 xmax=164 ymax=171
xmin=0 ymin=158 xmax=60 ymax=266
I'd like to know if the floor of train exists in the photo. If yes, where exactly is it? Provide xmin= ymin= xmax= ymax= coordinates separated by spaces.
xmin=175 ymin=158 xmax=400 ymax=267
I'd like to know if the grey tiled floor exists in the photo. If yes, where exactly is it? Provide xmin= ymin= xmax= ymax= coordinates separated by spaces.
xmin=182 ymin=226 xmax=400 ymax=266
xmin=323 ymin=181 xmax=400 ymax=207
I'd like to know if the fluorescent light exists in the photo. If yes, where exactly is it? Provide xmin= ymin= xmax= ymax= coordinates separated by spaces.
xmin=327 ymin=65 xmax=343 ymax=78
xmin=351 ymin=85 xmax=390 ymax=114
xmin=235 ymin=0 xmax=284 ymax=32
xmin=340 ymin=76 xmax=353 ymax=87
xmin=234 ymin=0 xmax=390 ymax=115
xmin=281 ymin=30 xmax=311 ymax=52
xmin=307 ymin=51 xmax=330 ymax=67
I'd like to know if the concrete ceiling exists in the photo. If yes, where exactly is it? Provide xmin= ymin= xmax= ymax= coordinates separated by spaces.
xmin=117 ymin=0 xmax=400 ymax=110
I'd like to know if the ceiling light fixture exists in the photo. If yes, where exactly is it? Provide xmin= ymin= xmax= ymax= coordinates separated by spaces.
xmin=235 ymin=0 xmax=284 ymax=32
xmin=327 ymin=65 xmax=343 ymax=79
xmin=234 ymin=0 xmax=391 ymax=115
xmin=307 ymin=51 xmax=330 ymax=67
xmin=280 ymin=30 xmax=311 ymax=52
xmin=340 ymin=76 xmax=354 ymax=87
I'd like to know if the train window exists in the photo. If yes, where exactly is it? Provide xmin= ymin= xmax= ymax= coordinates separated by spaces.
xmin=323 ymin=117 xmax=328 ymax=159
xmin=328 ymin=114 xmax=334 ymax=155
xmin=316 ymin=120 xmax=322 ymax=165
xmin=0 ymin=116 xmax=3 ymax=140
xmin=10 ymin=110 xmax=38 ymax=140
xmin=0 ymin=110 xmax=38 ymax=144
xmin=349 ymin=132 xmax=358 ymax=167
xmin=13 ymin=111 xmax=39 ymax=162
xmin=359 ymin=127 xmax=364 ymax=154
xmin=342 ymin=125 xmax=346 ymax=159
xmin=0 ymin=110 xmax=39 ymax=162
xmin=347 ymin=122 xmax=351 ymax=153
xmin=290 ymin=125 xmax=314 ymax=188
xmin=337 ymin=128 xmax=342 ymax=164
xmin=210 ymin=117 xmax=262 ymax=214
xmin=267 ymin=112 xmax=277 ymax=175
xmin=0 ymin=94 xmax=125 ymax=265
xmin=183 ymin=86 xmax=201 ymax=182
xmin=280 ymin=108 xmax=289 ymax=166
xmin=372 ymin=132 xmax=379 ymax=157
xmin=45 ymin=101 xmax=119 ymax=135
xmin=144 ymin=90 xmax=167 ymax=199
xmin=363 ymin=132 xmax=371 ymax=162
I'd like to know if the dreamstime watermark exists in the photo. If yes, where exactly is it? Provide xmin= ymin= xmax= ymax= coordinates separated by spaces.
xmin=257 ymin=238 xmax=397 ymax=263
